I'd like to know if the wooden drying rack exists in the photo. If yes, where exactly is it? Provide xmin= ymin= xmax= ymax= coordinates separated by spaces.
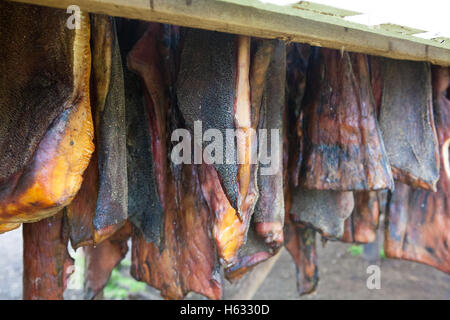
xmin=8 ymin=0 xmax=450 ymax=66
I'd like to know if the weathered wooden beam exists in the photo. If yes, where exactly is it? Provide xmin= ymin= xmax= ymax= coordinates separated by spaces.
xmin=8 ymin=0 xmax=450 ymax=66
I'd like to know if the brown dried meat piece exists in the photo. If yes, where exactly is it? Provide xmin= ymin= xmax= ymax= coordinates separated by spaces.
xmin=300 ymin=48 xmax=393 ymax=191
xmin=384 ymin=66 xmax=450 ymax=274
xmin=84 ymin=222 xmax=131 ymax=299
xmin=285 ymin=220 xmax=319 ymax=295
xmin=131 ymin=164 xmax=222 ymax=300
xmin=341 ymin=191 xmax=380 ymax=244
xmin=376 ymin=58 xmax=440 ymax=191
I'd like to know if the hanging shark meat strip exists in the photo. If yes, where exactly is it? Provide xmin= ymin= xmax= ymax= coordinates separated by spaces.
xmin=286 ymin=43 xmax=310 ymax=187
xmin=253 ymin=39 xmax=286 ymax=248
xmin=176 ymin=29 xmax=259 ymax=266
xmin=376 ymin=58 xmax=440 ymax=191
xmin=84 ymin=221 xmax=131 ymax=299
xmin=341 ymin=191 xmax=380 ymax=244
xmin=128 ymin=24 xmax=222 ymax=299
xmin=226 ymin=39 xmax=287 ymax=279
xmin=91 ymin=15 xmax=128 ymax=243
xmin=300 ymin=48 xmax=393 ymax=191
xmin=23 ymin=211 xmax=73 ymax=300
xmin=124 ymin=39 xmax=164 ymax=245
xmin=65 ymin=15 xmax=127 ymax=247
xmin=384 ymin=66 xmax=450 ymax=274
xmin=285 ymin=219 xmax=319 ymax=296
xmin=0 ymin=2 xmax=94 ymax=223
xmin=176 ymin=28 xmax=238 ymax=210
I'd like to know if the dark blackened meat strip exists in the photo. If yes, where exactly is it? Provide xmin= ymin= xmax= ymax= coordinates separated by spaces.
xmin=125 ymin=52 xmax=163 ymax=245
xmin=127 ymin=23 xmax=169 ymax=219
xmin=115 ymin=20 xmax=164 ymax=245
xmin=341 ymin=191 xmax=380 ymax=244
xmin=84 ymin=222 xmax=131 ymax=299
xmin=65 ymin=16 xmax=127 ymax=247
xmin=376 ymin=58 xmax=440 ymax=191
xmin=176 ymin=28 xmax=239 ymax=211
xmin=91 ymin=16 xmax=128 ymax=243
xmin=384 ymin=66 xmax=450 ymax=274
xmin=286 ymin=43 xmax=310 ymax=187
xmin=300 ymin=48 xmax=393 ymax=191
xmin=285 ymin=219 xmax=319 ymax=295
xmin=0 ymin=2 xmax=94 ymax=223
xmin=23 ymin=211 xmax=73 ymax=300
xmin=290 ymin=187 xmax=354 ymax=239
xmin=254 ymin=40 xmax=286 ymax=248
xmin=126 ymin=23 xmax=169 ymax=246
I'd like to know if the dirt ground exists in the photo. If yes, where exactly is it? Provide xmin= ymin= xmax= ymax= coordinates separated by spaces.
xmin=1 ymin=226 xmax=449 ymax=300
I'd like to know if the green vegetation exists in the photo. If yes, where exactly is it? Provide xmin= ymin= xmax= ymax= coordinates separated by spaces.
xmin=348 ymin=244 xmax=386 ymax=259
xmin=104 ymin=259 xmax=147 ymax=300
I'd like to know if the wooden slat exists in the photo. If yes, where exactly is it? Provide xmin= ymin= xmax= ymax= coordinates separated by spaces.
xmin=8 ymin=0 xmax=450 ymax=66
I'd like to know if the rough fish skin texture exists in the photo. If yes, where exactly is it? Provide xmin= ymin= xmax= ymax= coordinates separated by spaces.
xmin=0 ymin=3 xmax=94 ymax=223
xmin=341 ymin=191 xmax=380 ymax=244
xmin=377 ymin=58 xmax=440 ymax=191
xmin=84 ymin=222 xmax=131 ymax=299
xmin=300 ymin=48 xmax=393 ymax=191
xmin=176 ymin=28 xmax=239 ymax=211
xmin=384 ymin=66 xmax=450 ymax=274
xmin=290 ymin=187 xmax=354 ymax=239
xmin=91 ymin=16 xmax=128 ymax=243
xmin=23 ymin=211 xmax=73 ymax=300
xmin=285 ymin=221 xmax=319 ymax=296
xmin=124 ymin=50 xmax=163 ymax=245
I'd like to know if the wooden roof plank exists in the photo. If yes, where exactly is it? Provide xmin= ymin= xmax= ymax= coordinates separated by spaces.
xmin=7 ymin=0 xmax=450 ymax=66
